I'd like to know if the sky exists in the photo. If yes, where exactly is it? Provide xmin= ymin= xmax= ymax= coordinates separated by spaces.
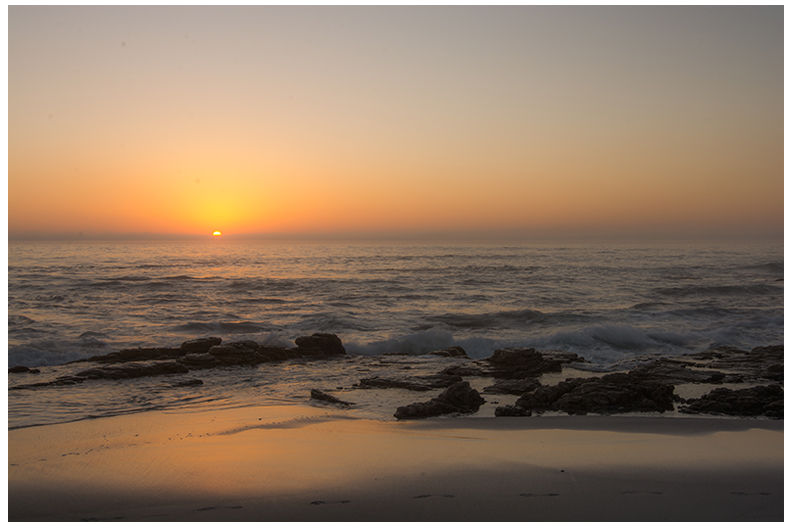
xmin=8 ymin=6 xmax=784 ymax=241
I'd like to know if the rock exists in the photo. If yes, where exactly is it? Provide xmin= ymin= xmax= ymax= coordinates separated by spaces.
xmin=494 ymin=405 xmax=532 ymax=417
xmin=310 ymin=389 xmax=353 ymax=406
xmin=357 ymin=373 xmax=463 ymax=391
xmin=207 ymin=342 xmax=264 ymax=366
xmin=178 ymin=353 xmax=221 ymax=369
xmin=394 ymin=381 xmax=485 ymax=420
xmin=441 ymin=364 xmax=485 ymax=377
xmin=9 ymin=366 xmax=31 ymax=373
xmin=679 ymin=384 xmax=783 ymax=419
xmin=74 ymin=347 xmax=184 ymax=364
xmin=294 ymin=333 xmax=346 ymax=356
xmin=482 ymin=378 xmax=542 ymax=395
xmin=429 ymin=346 xmax=469 ymax=358
xmin=180 ymin=337 xmax=222 ymax=354
xmin=75 ymin=361 xmax=189 ymax=380
xmin=513 ymin=373 xmax=675 ymax=415
xmin=682 ymin=345 xmax=783 ymax=382
xmin=487 ymin=348 xmax=585 ymax=379
xmin=256 ymin=346 xmax=300 ymax=361
xmin=628 ymin=359 xmax=733 ymax=385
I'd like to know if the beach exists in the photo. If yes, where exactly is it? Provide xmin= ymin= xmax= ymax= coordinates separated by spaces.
xmin=9 ymin=404 xmax=783 ymax=522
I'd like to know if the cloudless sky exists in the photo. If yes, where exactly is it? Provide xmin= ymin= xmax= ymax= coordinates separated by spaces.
xmin=8 ymin=6 xmax=784 ymax=240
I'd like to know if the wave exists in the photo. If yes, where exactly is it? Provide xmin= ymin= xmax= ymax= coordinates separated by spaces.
xmin=738 ymin=262 xmax=783 ymax=274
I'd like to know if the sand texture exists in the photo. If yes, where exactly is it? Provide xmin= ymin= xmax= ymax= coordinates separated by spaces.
xmin=8 ymin=405 xmax=783 ymax=522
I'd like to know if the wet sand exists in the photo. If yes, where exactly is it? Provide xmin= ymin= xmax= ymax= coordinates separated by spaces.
xmin=8 ymin=405 xmax=783 ymax=522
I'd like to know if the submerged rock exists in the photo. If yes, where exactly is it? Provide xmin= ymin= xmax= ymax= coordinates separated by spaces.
xmin=680 ymin=384 xmax=783 ymax=419
xmin=357 ymin=373 xmax=463 ymax=391
xmin=310 ymin=389 xmax=353 ymax=406
xmin=394 ymin=381 xmax=485 ymax=420
xmin=75 ymin=361 xmax=189 ymax=380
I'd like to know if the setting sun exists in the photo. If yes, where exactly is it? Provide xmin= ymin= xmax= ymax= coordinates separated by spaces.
xmin=212 ymin=231 xmax=222 ymax=236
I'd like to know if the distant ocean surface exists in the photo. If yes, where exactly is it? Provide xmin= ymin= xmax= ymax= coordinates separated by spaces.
xmin=8 ymin=240 xmax=784 ymax=368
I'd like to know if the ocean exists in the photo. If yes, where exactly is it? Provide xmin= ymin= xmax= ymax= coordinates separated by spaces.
xmin=7 ymin=240 xmax=784 ymax=428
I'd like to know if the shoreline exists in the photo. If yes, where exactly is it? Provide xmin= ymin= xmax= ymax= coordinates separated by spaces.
xmin=9 ymin=404 xmax=783 ymax=522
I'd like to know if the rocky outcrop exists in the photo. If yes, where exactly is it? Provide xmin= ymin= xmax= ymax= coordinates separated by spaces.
xmin=356 ymin=373 xmax=463 ymax=391
xmin=686 ymin=345 xmax=783 ymax=383
xmin=394 ymin=381 xmax=485 ymax=420
xmin=679 ymin=384 xmax=783 ymax=419
xmin=180 ymin=337 xmax=223 ymax=354
xmin=487 ymin=348 xmax=585 ymax=379
xmin=294 ymin=333 xmax=347 ymax=356
xmin=497 ymin=372 xmax=675 ymax=416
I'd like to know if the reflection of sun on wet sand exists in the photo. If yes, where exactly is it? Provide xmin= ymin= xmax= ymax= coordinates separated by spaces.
xmin=8 ymin=405 xmax=783 ymax=521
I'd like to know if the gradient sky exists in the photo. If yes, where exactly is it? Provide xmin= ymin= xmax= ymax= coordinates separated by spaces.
xmin=8 ymin=6 xmax=784 ymax=240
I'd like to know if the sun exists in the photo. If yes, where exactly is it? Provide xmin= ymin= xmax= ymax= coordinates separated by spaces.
xmin=212 ymin=231 xmax=222 ymax=236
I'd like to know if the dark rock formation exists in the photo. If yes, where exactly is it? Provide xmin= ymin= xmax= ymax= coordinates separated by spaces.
xmin=494 ymin=405 xmax=532 ymax=417
xmin=75 ymin=361 xmax=189 ymax=380
xmin=295 ymin=333 xmax=346 ymax=356
xmin=502 ymin=373 xmax=675 ymax=415
xmin=627 ymin=359 xmax=735 ymax=385
xmin=79 ymin=347 xmax=186 ymax=364
xmin=357 ymin=373 xmax=463 ymax=391
xmin=9 ymin=366 xmax=39 ymax=374
xmin=680 ymin=384 xmax=783 ymax=419
xmin=428 ymin=346 xmax=470 ymax=358
xmin=310 ymin=389 xmax=353 ymax=406
xmin=180 ymin=337 xmax=223 ymax=354
xmin=482 ymin=378 xmax=542 ymax=395
xmin=693 ymin=345 xmax=783 ymax=383
xmin=394 ymin=381 xmax=485 ymax=420
xmin=440 ymin=364 xmax=485 ymax=377
xmin=487 ymin=348 xmax=585 ymax=379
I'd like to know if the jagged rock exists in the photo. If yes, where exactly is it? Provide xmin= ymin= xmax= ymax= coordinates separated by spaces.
xmin=487 ymin=348 xmax=585 ymax=379
xmin=180 ymin=337 xmax=222 ymax=354
xmin=394 ymin=381 xmax=485 ymax=420
xmin=494 ymin=405 xmax=532 ymax=417
xmin=294 ymin=333 xmax=346 ymax=356
xmin=310 ymin=389 xmax=353 ymax=406
xmin=429 ymin=346 xmax=470 ymax=358
xmin=513 ymin=373 xmax=675 ymax=415
xmin=482 ymin=378 xmax=542 ymax=395
xmin=679 ymin=384 xmax=783 ymax=419
xmin=357 ymin=373 xmax=463 ymax=391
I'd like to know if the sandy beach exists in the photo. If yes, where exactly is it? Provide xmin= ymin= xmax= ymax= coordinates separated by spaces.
xmin=8 ymin=404 xmax=783 ymax=522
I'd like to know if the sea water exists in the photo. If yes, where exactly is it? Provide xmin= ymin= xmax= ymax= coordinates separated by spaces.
xmin=7 ymin=240 xmax=784 ymax=428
